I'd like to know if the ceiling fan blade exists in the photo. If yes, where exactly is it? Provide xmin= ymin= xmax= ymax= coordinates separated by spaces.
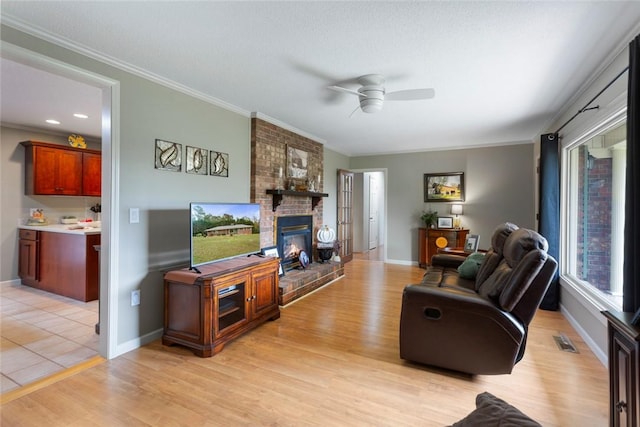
xmin=385 ymin=88 xmax=435 ymax=101
xmin=348 ymin=104 xmax=361 ymax=118
xmin=327 ymin=85 xmax=367 ymax=97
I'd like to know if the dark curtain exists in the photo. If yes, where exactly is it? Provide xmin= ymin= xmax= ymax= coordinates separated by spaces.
xmin=539 ymin=133 xmax=560 ymax=310
xmin=623 ymin=34 xmax=640 ymax=313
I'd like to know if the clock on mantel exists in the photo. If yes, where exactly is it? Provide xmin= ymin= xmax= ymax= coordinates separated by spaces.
xmin=265 ymin=189 xmax=328 ymax=212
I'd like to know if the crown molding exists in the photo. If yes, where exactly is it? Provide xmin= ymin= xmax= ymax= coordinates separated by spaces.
xmin=251 ymin=112 xmax=326 ymax=145
xmin=1 ymin=16 xmax=251 ymax=118
xmin=544 ymin=20 xmax=640 ymax=135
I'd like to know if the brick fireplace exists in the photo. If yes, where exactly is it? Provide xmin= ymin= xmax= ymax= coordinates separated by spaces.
xmin=250 ymin=117 xmax=325 ymax=252
xmin=250 ymin=117 xmax=343 ymax=305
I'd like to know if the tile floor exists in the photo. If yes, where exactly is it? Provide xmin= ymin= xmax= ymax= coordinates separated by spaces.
xmin=0 ymin=282 xmax=98 ymax=393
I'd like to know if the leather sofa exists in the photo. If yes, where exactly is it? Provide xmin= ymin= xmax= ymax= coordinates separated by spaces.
xmin=399 ymin=223 xmax=558 ymax=375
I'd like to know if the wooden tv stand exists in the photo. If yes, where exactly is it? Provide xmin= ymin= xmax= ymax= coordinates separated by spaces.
xmin=163 ymin=256 xmax=280 ymax=357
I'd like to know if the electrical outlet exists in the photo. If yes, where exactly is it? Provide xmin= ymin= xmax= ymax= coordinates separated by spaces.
xmin=129 ymin=208 xmax=139 ymax=224
xmin=131 ymin=289 xmax=141 ymax=306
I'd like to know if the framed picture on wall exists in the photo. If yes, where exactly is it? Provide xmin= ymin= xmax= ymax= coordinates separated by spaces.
xmin=210 ymin=151 xmax=229 ymax=177
xmin=424 ymin=172 xmax=465 ymax=202
xmin=185 ymin=146 xmax=208 ymax=175
xmin=155 ymin=139 xmax=182 ymax=172
xmin=287 ymin=146 xmax=308 ymax=179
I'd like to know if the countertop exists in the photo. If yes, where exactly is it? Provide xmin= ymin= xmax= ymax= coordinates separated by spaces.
xmin=19 ymin=224 xmax=101 ymax=235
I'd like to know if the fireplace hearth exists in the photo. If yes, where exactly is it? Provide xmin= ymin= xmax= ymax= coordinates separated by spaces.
xmin=276 ymin=215 xmax=313 ymax=271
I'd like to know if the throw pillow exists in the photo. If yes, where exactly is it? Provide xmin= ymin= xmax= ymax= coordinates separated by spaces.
xmin=449 ymin=392 xmax=542 ymax=427
xmin=457 ymin=252 xmax=485 ymax=279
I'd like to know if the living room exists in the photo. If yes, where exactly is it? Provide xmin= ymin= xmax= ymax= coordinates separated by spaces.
xmin=1 ymin=2 xmax=640 ymax=425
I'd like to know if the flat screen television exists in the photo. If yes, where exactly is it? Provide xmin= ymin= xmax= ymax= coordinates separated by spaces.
xmin=190 ymin=202 xmax=261 ymax=271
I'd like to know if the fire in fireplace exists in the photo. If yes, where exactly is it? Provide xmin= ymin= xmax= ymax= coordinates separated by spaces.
xmin=276 ymin=215 xmax=313 ymax=270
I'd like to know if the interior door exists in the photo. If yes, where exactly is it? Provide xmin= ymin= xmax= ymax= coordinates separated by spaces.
xmin=368 ymin=174 xmax=379 ymax=250
xmin=337 ymin=169 xmax=354 ymax=263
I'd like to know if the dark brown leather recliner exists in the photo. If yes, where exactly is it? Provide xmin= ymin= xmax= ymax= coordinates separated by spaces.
xmin=399 ymin=223 xmax=558 ymax=375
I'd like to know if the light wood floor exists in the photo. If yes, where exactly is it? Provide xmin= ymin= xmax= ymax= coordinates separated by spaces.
xmin=1 ymin=258 xmax=608 ymax=426
xmin=353 ymin=245 xmax=384 ymax=261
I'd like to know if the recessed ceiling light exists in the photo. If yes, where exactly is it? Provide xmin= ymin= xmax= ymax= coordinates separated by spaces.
xmin=46 ymin=119 xmax=60 ymax=125
xmin=73 ymin=113 xmax=89 ymax=119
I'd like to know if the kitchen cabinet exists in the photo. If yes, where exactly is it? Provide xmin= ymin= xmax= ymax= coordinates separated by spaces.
xmin=82 ymin=152 xmax=102 ymax=196
xmin=21 ymin=140 xmax=101 ymax=196
xmin=18 ymin=229 xmax=39 ymax=286
xmin=18 ymin=226 xmax=101 ymax=302
xmin=163 ymin=256 xmax=280 ymax=357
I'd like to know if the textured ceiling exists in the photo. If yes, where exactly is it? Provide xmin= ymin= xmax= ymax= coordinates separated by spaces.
xmin=2 ymin=1 xmax=640 ymax=156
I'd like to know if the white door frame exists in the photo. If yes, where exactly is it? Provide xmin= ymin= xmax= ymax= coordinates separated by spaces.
xmin=2 ymin=42 xmax=121 ymax=359
xmin=368 ymin=173 xmax=379 ymax=250
xmin=350 ymin=168 xmax=388 ymax=262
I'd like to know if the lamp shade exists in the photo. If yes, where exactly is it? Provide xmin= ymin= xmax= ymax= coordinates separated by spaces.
xmin=451 ymin=204 xmax=463 ymax=215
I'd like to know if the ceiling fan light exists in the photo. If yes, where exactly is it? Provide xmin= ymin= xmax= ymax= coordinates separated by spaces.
xmin=359 ymin=89 xmax=384 ymax=113
xmin=360 ymin=99 xmax=383 ymax=113
xmin=330 ymin=74 xmax=433 ymax=115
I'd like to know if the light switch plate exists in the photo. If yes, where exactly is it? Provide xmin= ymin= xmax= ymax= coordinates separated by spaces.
xmin=131 ymin=289 xmax=140 ymax=306
xmin=129 ymin=208 xmax=139 ymax=224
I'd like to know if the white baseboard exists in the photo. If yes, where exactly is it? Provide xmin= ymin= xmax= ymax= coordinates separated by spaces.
xmin=560 ymin=304 xmax=608 ymax=367
xmin=114 ymin=328 xmax=164 ymax=358
xmin=385 ymin=259 xmax=416 ymax=266
xmin=0 ymin=279 xmax=22 ymax=287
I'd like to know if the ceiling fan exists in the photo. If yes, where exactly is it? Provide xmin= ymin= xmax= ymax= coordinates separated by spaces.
xmin=327 ymin=74 xmax=435 ymax=114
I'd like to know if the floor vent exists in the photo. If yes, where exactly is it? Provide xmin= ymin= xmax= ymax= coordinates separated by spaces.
xmin=553 ymin=333 xmax=579 ymax=353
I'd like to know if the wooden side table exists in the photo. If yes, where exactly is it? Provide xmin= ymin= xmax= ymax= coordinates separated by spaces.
xmin=418 ymin=228 xmax=469 ymax=268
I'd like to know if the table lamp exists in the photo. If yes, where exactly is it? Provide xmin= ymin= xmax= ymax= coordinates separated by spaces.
xmin=451 ymin=204 xmax=463 ymax=229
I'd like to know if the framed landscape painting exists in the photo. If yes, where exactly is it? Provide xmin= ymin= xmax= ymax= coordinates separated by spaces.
xmin=424 ymin=172 xmax=465 ymax=202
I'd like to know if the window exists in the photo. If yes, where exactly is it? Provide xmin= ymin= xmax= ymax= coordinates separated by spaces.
xmin=563 ymin=116 xmax=626 ymax=309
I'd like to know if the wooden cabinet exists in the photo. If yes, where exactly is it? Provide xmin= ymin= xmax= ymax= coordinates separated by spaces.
xmin=26 ymin=143 xmax=82 ymax=195
xmin=603 ymin=310 xmax=640 ymax=427
xmin=418 ymin=227 xmax=469 ymax=267
xmin=82 ymin=152 xmax=102 ymax=196
xmin=21 ymin=140 xmax=101 ymax=196
xmin=163 ymin=257 xmax=280 ymax=357
xmin=18 ymin=229 xmax=39 ymax=286
xmin=18 ymin=229 xmax=100 ymax=302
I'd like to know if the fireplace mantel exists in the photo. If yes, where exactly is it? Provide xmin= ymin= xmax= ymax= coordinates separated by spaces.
xmin=266 ymin=189 xmax=328 ymax=212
